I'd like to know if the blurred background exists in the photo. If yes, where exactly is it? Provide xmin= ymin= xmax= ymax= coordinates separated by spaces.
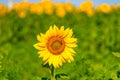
xmin=0 ymin=0 xmax=120 ymax=80
xmin=1 ymin=0 xmax=120 ymax=6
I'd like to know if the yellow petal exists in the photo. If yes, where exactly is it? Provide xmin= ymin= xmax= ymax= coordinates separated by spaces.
xmin=61 ymin=51 xmax=69 ymax=60
xmin=53 ymin=55 xmax=63 ymax=68
xmin=64 ymin=28 xmax=70 ymax=37
xmin=33 ymin=43 xmax=46 ymax=50
xmin=38 ymin=33 xmax=47 ymax=42
xmin=57 ymin=26 xmax=64 ymax=37
xmin=65 ymin=50 xmax=74 ymax=62
xmin=43 ymin=53 xmax=51 ymax=61
xmin=46 ymin=26 xmax=56 ymax=37
xmin=46 ymin=26 xmax=53 ymax=37
xmin=64 ymin=38 xmax=77 ymax=43
xmin=68 ymin=54 xmax=74 ymax=62
xmin=43 ymin=59 xmax=49 ymax=65
xmin=54 ymin=25 xmax=59 ymax=31
xmin=61 ymin=48 xmax=74 ymax=63
xmin=60 ymin=26 xmax=64 ymax=31
xmin=59 ymin=55 xmax=66 ymax=63
xmin=65 ymin=47 xmax=76 ymax=55
xmin=66 ymin=29 xmax=73 ymax=38
xmin=48 ymin=55 xmax=54 ymax=66
xmin=40 ymin=33 xmax=45 ymax=38
xmin=38 ymin=50 xmax=50 ymax=59
xmin=37 ymin=34 xmax=41 ymax=42
xmin=53 ymin=25 xmax=59 ymax=36
xmin=58 ymin=55 xmax=63 ymax=66
xmin=52 ymin=55 xmax=59 ymax=68
xmin=66 ymin=43 xmax=77 ymax=48
xmin=38 ymin=52 xmax=44 ymax=58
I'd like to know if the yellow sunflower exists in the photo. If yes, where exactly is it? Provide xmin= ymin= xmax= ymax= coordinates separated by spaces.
xmin=34 ymin=25 xmax=77 ymax=68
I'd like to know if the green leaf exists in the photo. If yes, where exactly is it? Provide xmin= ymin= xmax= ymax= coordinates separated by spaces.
xmin=112 ymin=52 xmax=120 ymax=57
xmin=30 ymin=77 xmax=49 ymax=80
xmin=55 ymin=73 xmax=69 ymax=80
xmin=42 ymin=77 xmax=50 ymax=80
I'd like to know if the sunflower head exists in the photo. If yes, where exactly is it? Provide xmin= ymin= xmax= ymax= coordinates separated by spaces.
xmin=34 ymin=25 xmax=77 ymax=68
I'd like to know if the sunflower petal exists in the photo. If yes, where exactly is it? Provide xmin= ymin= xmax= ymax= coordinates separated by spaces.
xmin=60 ymin=26 xmax=64 ymax=31
xmin=58 ymin=57 xmax=63 ymax=66
xmin=66 ymin=50 xmax=74 ymax=62
xmin=59 ymin=55 xmax=66 ymax=63
xmin=66 ymin=43 xmax=77 ymax=48
xmin=65 ymin=47 xmax=76 ymax=54
xmin=58 ymin=26 xmax=64 ymax=37
xmin=46 ymin=26 xmax=53 ymax=37
xmin=53 ymin=55 xmax=63 ymax=68
xmin=47 ymin=26 xmax=56 ymax=37
xmin=61 ymin=51 xmax=69 ymax=60
xmin=33 ymin=43 xmax=46 ymax=50
xmin=37 ymin=34 xmax=41 ymax=42
xmin=53 ymin=55 xmax=59 ymax=68
xmin=54 ymin=25 xmax=59 ymax=31
xmin=66 ymin=29 xmax=73 ymax=38
xmin=48 ymin=54 xmax=54 ymax=66
xmin=43 ymin=51 xmax=51 ymax=61
xmin=64 ymin=38 xmax=77 ymax=43
xmin=63 ymin=28 xmax=70 ymax=37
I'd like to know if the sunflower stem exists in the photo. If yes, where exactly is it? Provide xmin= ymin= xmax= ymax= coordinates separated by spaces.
xmin=51 ymin=65 xmax=55 ymax=80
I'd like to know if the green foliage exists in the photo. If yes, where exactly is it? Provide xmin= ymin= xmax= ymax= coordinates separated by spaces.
xmin=112 ymin=52 xmax=120 ymax=57
xmin=0 ymin=10 xmax=120 ymax=80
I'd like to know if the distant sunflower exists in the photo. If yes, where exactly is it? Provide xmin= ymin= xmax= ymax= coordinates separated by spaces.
xmin=34 ymin=25 xmax=77 ymax=68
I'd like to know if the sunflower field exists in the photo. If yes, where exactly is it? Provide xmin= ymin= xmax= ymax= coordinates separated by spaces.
xmin=0 ymin=1 xmax=120 ymax=80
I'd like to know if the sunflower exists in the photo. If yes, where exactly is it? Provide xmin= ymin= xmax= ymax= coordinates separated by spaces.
xmin=34 ymin=25 xmax=77 ymax=68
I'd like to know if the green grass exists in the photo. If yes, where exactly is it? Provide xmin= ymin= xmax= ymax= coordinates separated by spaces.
xmin=0 ymin=10 xmax=120 ymax=80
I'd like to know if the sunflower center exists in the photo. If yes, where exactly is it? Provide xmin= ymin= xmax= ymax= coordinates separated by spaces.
xmin=52 ymin=41 xmax=62 ymax=50
xmin=47 ymin=36 xmax=65 ymax=55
